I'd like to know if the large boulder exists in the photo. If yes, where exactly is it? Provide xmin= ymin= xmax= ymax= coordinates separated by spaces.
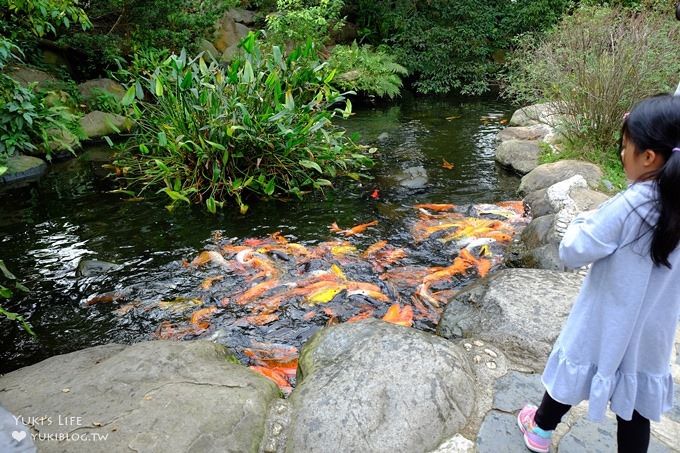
xmin=77 ymin=79 xmax=126 ymax=106
xmin=495 ymin=139 xmax=541 ymax=176
xmin=437 ymin=268 xmax=584 ymax=370
xmin=80 ymin=111 xmax=135 ymax=140
xmin=0 ymin=341 xmax=281 ymax=453
xmin=518 ymin=159 xmax=603 ymax=196
xmin=0 ymin=156 xmax=47 ymax=185
xmin=509 ymin=102 xmax=561 ymax=127
xmin=286 ymin=319 xmax=475 ymax=453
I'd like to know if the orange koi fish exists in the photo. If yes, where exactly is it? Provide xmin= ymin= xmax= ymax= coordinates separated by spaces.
xmin=186 ymin=250 xmax=230 ymax=268
xmin=362 ymin=240 xmax=388 ymax=258
xmin=346 ymin=306 xmax=375 ymax=323
xmin=200 ymin=275 xmax=224 ymax=290
xmin=85 ymin=292 xmax=126 ymax=306
xmin=497 ymin=200 xmax=526 ymax=216
xmin=242 ymin=313 xmax=279 ymax=326
xmin=248 ymin=366 xmax=292 ymax=393
xmin=234 ymin=279 xmax=283 ymax=305
xmin=371 ymin=189 xmax=380 ymax=199
xmin=190 ymin=306 xmax=218 ymax=325
xmin=381 ymin=303 xmax=413 ymax=327
xmin=442 ymin=159 xmax=455 ymax=169
xmin=330 ymin=220 xmax=379 ymax=237
xmin=413 ymin=203 xmax=456 ymax=212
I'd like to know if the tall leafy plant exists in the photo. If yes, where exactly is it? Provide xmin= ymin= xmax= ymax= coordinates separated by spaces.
xmin=503 ymin=5 xmax=680 ymax=154
xmin=115 ymin=33 xmax=374 ymax=214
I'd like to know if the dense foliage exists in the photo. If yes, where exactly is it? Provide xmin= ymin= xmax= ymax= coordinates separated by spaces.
xmin=325 ymin=42 xmax=407 ymax=99
xmin=348 ymin=0 xmax=571 ymax=95
xmin=113 ymin=33 xmax=374 ymax=213
xmin=502 ymin=2 xmax=680 ymax=180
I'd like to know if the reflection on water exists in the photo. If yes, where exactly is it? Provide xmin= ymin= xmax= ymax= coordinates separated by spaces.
xmin=0 ymin=94 xmax=521 ymax=375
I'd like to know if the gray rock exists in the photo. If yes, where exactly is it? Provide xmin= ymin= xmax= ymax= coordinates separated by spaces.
xmin=0 ymin=156 xmax=47 ymax=185
xmin=521 ymin=215 xmax=555 ymax=250
xmin=559 ymin=415 xmax=670 ymax=453
xmin=227 ymin=7 xmax=256 ymax=24
xmin=75 ymin=259 xmax=121 ymax=277
xmin=7 ymin=66 xmax=58 ymax=89
xmin=509 ymin=102 xmax=560 ymax=127
xmin=476 ymin=411 xmax=528 ymax=453
xmin=492 ymin=372 xmax=544 ymax=413
xmin=198 ymin=39 xmax=220 ymax=61
xmin=438 ymin=268 xmax=583 ymax=369
xmin=397 ymin=166 xmax=428 ymax=189
xmin=0 ymin=341 xmax=280 ymax=453
xmin=495 ymin=140 xmax=541 ymax=176
xmin=80 ymin=111 xmax=135 ymax=140
xmin=497 ymin=125 xmax=552 ymax=143
xmin=287 ymin=319 xmax=475 ymax=453
xmin=519 ymin=160 xmax=602 ymax=196
xmin=77 ymin=79 xmax=126 ymax=104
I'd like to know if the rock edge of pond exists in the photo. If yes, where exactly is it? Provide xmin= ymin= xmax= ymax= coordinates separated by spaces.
xmin=2 ymin=103 xmax=679 ymax=453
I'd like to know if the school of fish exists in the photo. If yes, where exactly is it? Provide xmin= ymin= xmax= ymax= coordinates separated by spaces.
xmin=93 ymin=201 xmax=529 ymax=392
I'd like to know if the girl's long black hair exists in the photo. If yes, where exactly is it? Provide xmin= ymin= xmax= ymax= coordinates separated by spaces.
xmin=622 ymin=94 xmax=680 ymax=267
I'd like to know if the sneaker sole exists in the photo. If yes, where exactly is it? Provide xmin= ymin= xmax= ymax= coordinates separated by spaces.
xmin=517 ymin=413 xmax=550 ymax=453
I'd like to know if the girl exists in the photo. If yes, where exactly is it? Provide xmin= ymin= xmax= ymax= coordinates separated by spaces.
xmin=518 ymin=93 xmax=680 ymax=453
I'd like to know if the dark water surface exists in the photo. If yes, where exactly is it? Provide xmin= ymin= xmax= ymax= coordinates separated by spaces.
xmin=0 ymin=94 xmax=521 ymax=375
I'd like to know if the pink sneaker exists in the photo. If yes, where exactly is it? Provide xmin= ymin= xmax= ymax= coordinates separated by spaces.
xmin=517 ymin=404 xmax=552 ymax=453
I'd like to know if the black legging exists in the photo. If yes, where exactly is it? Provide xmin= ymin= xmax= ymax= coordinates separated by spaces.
xmin=533 ymin=391 xmax=650 ymax=453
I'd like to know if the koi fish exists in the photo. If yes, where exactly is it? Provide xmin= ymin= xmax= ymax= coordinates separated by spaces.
xmin=248 ymin=366 xmax=292 ymax=393
xmin=346 ymin=307 xmax=375 ymax=322
xmin=330 ymin=220 xmax=379 ymax=237
xmin=412 ymin=203 xmax=456 ymax=212
xmin=371 ymin=189 xmax=380 ymax=199
xmin=306 ymin=284 xmax=346 ymax=305
xmin=234 ymin=279 xmax=283 ymax=305
xmin=85 ymin=292 xmax=126 ymax=306
xmin=190 ymin=306 xmax=218 ymax=325
xmin=442 ymin=159 xmax=454 ymax=170
xmin=241 ymin=313 xmax=279 ymax=326
xmin=345 ymin=288 xmax=390 ymax=302
xmin=157 ymin=297 xmax=203 ymax=311
xmin=200 ymin=275 xmax=224 ymax=290
xmin=381 ymin=303 xmax=413 ymax=327
xmin=186 ymin=250 xmax=230 ymax=267
xmin=362 ymin=240 xmax=388 ymax=258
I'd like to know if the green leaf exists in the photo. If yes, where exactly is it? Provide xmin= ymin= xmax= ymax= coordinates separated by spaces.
xmin=285 ymin=90 xmax=295 ymax=110
xmin=158 ymin=132 xmax=168 ymax=147
xmin=206 ymin=197 xmax=217 ymax=214
xmin=242 ymin=60 xmax=254 ymax=84
xmin=159 ymin=188 xmax=190 ymax=203
xmin=180 ymin=71 xmax=193 ymax=89
xmin=121 ymin=85 xmax=136 ymax=106
xmin=315 ymin=178 xmax=333 ymax=187
xmin=154 ymin=159 xmax=170 ymax=172
xmin=0 ymin=260 xmax=16 ymax=280
xmin=308 ymin=117 xmax=329 ymax=133
xmin=155 ymin=77 xmax=164 ymax=97
xmin=299 ymin=159 xmax=323 ymax=173
xmin=264 ymin=178 xmax=276 ymax=196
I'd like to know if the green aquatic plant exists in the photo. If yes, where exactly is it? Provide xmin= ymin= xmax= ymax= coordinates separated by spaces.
xmin=0 ymin=260 xmax=35 ymax=337
xmin=115 ymin=32 xmax=375 ymax=214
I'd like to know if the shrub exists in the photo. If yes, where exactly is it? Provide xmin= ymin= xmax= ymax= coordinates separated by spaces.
xmin=502 ymin=5 xmax=680 ymax=155
xmin=347 ymin=0 xmax=570 ymax=95
xmin=325 ymin=42 xmax=407 ymax=99
xmin=114 ymin=33 xmax=374 ymax=214
xmin=0 ymin=38 xmax=81 ymax=162
xmin=265 ymin=0 xmax=345 ymax=46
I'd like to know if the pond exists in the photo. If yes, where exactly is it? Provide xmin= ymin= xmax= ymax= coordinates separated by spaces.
xmin=0 ymin=93 xmax=524 ymax=387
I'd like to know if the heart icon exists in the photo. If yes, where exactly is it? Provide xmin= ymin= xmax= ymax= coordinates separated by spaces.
xmin=11 ymin=430 xmax=26 ymax=442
